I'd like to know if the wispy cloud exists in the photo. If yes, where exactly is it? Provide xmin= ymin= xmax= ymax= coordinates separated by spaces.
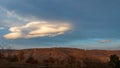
xmin=0 ymin=6 xmax=30 ymax=22
xmin=0 ymin=27 xmax=5 ymax=30
xmin=99 ymin=39 xmax=112 ymax=43
xmin=4 ymin=21 xmax=71 ymax=39
xmin=0 ymin=6 xmax=39 ymax=27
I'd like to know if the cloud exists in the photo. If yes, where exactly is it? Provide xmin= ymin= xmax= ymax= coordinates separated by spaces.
xmin=0 ymin=6 xmax=29 ymax=22
xmin=4 ymin=21 xmax=71 ymax=39
xmin=99 ymin=39 xmax=112 ymax=43
xmin=0 ymin=6 xmax=39 ymax=27
xmin=0 ymin=27 xmax=5 ymax=30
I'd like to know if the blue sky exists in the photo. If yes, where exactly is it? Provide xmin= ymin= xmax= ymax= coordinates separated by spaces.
xmin=0 ymin=0 xmax=120 ymax=50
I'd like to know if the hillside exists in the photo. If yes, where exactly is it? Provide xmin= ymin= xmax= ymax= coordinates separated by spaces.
xmin=9 ymin=48 xmax=120 ymax=61
xmin=0 ymin=48 xmax=120 ymax=68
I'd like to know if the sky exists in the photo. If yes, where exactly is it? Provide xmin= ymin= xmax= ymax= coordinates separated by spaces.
xmin=0 ymin=0 xmax=120 ymax=50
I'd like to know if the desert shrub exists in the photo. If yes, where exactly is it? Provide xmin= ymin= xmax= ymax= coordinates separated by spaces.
xmin=82 ymin=58 xmax=106 ymax=68
xmin=18 ymin=51 xmax=24 ymax=62
xmin=47 ymin=57 xmax=56 ymax=64
xmin=68 ymin=55 xmax=76 ymax=64
xmin=43 ymin=57 xmax=56 ymax=68
xmin=6 ymin=55 xmax=18 ymax=62
xmin=108 ymin=54 xmax=120 ymax=68
xmin=25 ymin=56 xmax=38 ymax=64
xmin=67 ymin=55 xmax=77 ymax=67
xmin=44 ymin=56 xmax=56 ymax=64
xmin=0 ymin=52 xmax=4 ymax=59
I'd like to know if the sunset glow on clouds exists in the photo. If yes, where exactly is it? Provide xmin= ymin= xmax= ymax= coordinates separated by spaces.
xmin=4 ymin=21 xmax=71 ymax=39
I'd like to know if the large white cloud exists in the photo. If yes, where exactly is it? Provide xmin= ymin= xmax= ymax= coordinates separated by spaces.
xmin=4 ymin=21 xmax=71 ymax=39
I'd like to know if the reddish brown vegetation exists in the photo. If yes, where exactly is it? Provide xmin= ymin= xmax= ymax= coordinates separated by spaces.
xmin=0 ymin=48 xmax=119 ymax=68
